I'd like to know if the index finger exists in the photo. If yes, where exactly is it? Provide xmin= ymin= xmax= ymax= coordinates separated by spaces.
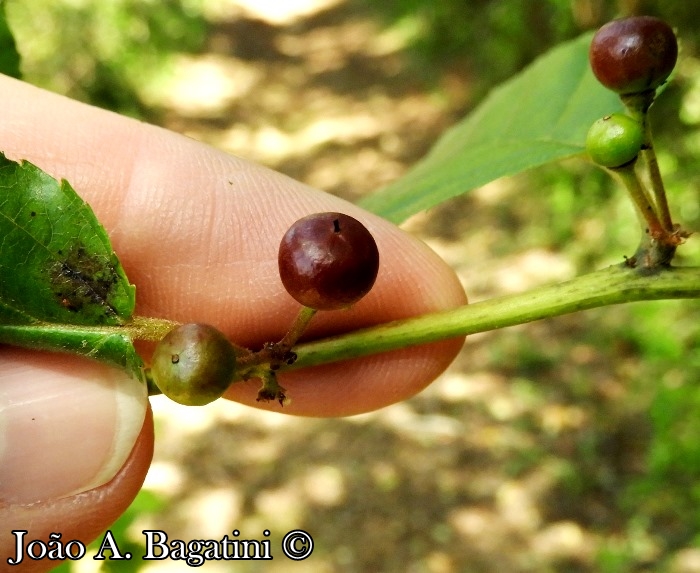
xmin=0 ymin=74 xmax=467 ymax=416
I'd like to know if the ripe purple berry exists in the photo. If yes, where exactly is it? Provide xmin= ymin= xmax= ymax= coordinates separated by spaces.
xmin=589 ymin=16 xmax=678 ymax=95
xmin=150 ymin=323 xmax=237 ymax=406
xmin=278 ymin=212 xmax=380 ymax=311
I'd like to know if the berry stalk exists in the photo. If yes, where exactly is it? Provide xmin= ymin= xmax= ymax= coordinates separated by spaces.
xmin=277 ymin=306 xmax=318 ymax=350
xmin=609 ymin=161 xmax=665 ymax=239
xmin=640 ymin=119 xmax=674 ymax=232
xmin=620 ymin=91 xmax=675 ymax=233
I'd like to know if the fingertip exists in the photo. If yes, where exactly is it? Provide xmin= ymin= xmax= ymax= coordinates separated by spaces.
xmin=0 ymin=75 xmax=469 ymax=418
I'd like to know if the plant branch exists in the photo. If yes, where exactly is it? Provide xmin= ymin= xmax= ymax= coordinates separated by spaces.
xmin=5 ymin=266 xmax=700 ymax=386
xmin=277 ymin=264 xmax=700 ymax=373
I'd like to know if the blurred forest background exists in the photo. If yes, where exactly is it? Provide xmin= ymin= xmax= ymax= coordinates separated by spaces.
xmin=7 ymin=0 xmax=700 ymax=571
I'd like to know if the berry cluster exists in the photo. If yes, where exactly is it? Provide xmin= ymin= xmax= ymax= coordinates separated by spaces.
xmin=585 ymin=15 xmax=687 ymax=268
xmin=586 ymin=16 xmax=678 ymax=171
xmin=148 ymin=212 xmax=379 ymax=406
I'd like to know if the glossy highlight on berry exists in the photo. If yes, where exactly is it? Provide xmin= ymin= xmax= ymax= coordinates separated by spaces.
xmin=278 ymin=212 xmax=380 ymax=311
xmin=589 ymin=16 xmax=678 ymax=95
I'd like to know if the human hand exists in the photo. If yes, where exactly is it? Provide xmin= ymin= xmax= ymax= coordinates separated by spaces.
xmin=0 ymin=74 xmax=466 ymax=570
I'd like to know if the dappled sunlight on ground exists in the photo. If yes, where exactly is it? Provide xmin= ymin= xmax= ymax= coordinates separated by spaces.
xmin=137 ymin=1 xmax=455 ymax=202
xmin=210 ymin=0 xmax=344 ymax=26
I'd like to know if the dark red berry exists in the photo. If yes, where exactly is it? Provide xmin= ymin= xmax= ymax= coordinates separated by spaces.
xmin=589 ymin=16 xmax=677 ymax=95
xmin=278 ymin=212 xmax=379 ymax=311
xmin=150 ymin=323 xmax=237 ymax=406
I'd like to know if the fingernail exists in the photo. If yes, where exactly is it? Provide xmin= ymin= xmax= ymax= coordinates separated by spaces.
xmin=0 ymin=351 xmax=148 ymax=505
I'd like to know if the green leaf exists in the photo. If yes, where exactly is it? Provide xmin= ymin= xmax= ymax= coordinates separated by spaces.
xmin=0 ymin=152 xmax=142 ymax=378
xmin=0 ymin=153 xmax=135 ymax=325
xmin=360 ymin=32 xmax=623 ymax=223
xmin=0 ymin=1 xmax=21 ymax=79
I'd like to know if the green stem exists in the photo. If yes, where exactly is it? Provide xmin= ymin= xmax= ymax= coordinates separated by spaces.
xmin=280 ymin=265 xmax=700 ymax=372
xmin=278 ymin=306 xmax=317 ymax=349
xmin=610 ymin=162 xmax=664 ymax=239
xmin=621 ymin=90 xmax=674 ymax=232
xmin=123 ymin=315 xmax=180 ymax=341
xmin=641 ymin=120 xmax=674 ymax=231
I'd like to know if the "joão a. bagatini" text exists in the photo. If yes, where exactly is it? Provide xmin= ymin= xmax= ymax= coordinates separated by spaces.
xmin=6 ymin=528 xmax=314 ymax=566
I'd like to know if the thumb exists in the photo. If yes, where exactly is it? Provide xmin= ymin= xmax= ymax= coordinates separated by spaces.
xmin=0 ymin=349 xmax=148 ymax=505
xmin=0 ymin=349 xmax=153 ymax=570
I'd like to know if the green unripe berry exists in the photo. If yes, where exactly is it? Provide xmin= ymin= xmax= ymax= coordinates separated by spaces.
xmin=150 ymin=323 xmax=237 ymax=406
xmin=586 ymin=113 xmax=644 ymax=168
